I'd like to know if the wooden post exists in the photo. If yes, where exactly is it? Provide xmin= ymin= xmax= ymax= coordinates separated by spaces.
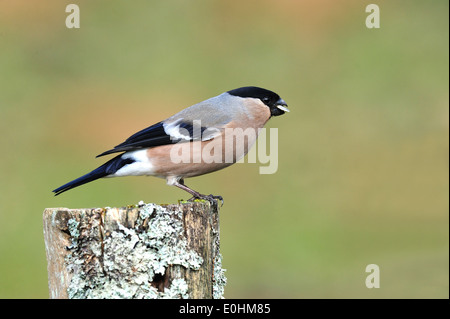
xmin=42 ymin=201 xmax=226 ymax=299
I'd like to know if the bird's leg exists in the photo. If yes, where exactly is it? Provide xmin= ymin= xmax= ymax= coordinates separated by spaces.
xmin=174 ymin=178 xmax=224 ymax=206
xmin=173 ymin=178 xmax=203 ymax=198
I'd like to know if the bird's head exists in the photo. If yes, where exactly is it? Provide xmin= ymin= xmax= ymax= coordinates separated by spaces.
xmin=227 ymin=86 xmax=289 ymax=117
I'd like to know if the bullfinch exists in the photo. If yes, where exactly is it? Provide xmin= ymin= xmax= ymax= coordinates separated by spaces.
xmin=52 ymin=86 xmax=289 ymax=203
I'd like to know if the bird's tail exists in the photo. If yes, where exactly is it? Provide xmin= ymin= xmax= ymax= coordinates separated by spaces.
xmin=52 ymin=154 xmax=133 ymax=196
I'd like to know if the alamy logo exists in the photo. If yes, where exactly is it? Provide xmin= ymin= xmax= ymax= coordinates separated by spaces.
xmin=365 ymin=264 xmax=380 ymax=288
xmin=365 ymin=4 xmax=380 ymax=29
xmin=65 ymin=4 xmax=80 ymax=29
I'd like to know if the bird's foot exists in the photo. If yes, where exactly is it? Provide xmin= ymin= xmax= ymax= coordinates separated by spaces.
xmin=188 ymin=194 xmax=224 ymax=207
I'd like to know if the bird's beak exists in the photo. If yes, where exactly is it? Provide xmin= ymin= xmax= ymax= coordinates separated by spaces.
xmin=276 ymin=98 xmax=289 ymax=112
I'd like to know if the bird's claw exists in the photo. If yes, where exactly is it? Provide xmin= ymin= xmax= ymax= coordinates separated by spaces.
xmin=188 ymin=194 xmax=224 ymax=207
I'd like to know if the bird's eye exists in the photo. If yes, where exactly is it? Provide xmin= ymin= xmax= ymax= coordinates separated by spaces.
xmin=262 ymin=97 xmax=270 ymax=103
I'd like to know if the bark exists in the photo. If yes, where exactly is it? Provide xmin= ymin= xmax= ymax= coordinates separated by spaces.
xmin=43 ymin=201 xmax=226 ymax=299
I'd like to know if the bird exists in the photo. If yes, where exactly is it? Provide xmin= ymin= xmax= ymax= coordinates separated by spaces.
xmin=52 ymin=86 xmax=289 ymax=203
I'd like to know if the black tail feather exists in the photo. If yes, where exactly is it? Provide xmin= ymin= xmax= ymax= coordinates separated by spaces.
xmin=52 ymin=154 xmax=134 ymax=196
xmin=52 ymin=167 xmax=108 ymax=196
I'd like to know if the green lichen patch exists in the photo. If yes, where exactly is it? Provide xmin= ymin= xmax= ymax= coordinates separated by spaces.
xmin=67 ymin=218 xmax=80 ymax=249
xmin=178 ymin=198 xmax=211 ymax=205
xmin=213 ymin=253 xmax=227 ymax=299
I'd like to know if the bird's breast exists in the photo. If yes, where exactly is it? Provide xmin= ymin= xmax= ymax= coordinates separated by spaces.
xmin=148 ymin=99 xmax=271 ymax=178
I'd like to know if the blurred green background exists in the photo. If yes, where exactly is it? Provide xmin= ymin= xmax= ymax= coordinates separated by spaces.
xmin=0 ymin=0 xmax=448 ymax=298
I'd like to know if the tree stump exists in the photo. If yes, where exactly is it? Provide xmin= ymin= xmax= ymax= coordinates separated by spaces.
xmin=42 ymin=201 xmax=226 ymax=299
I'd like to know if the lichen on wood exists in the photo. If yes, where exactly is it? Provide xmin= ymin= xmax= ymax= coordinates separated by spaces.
xmin=43 ymin=201 xmax=225 ymax=299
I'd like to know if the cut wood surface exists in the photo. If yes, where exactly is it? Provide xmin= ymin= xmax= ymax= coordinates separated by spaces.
xmin=43 ymin=201 xmax=226 ymax=299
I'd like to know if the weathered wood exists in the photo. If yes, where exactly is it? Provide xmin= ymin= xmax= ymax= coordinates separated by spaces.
xmin=43 ymin=201 xmax=226 ymax=299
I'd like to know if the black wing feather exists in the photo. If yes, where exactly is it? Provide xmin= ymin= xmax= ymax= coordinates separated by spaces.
xmin=96 ymin=120 xmax=209 ymax=158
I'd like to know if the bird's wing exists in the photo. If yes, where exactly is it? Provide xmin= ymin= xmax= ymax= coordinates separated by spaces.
xmin=96 ymin=100 xmax=232 ymax=158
